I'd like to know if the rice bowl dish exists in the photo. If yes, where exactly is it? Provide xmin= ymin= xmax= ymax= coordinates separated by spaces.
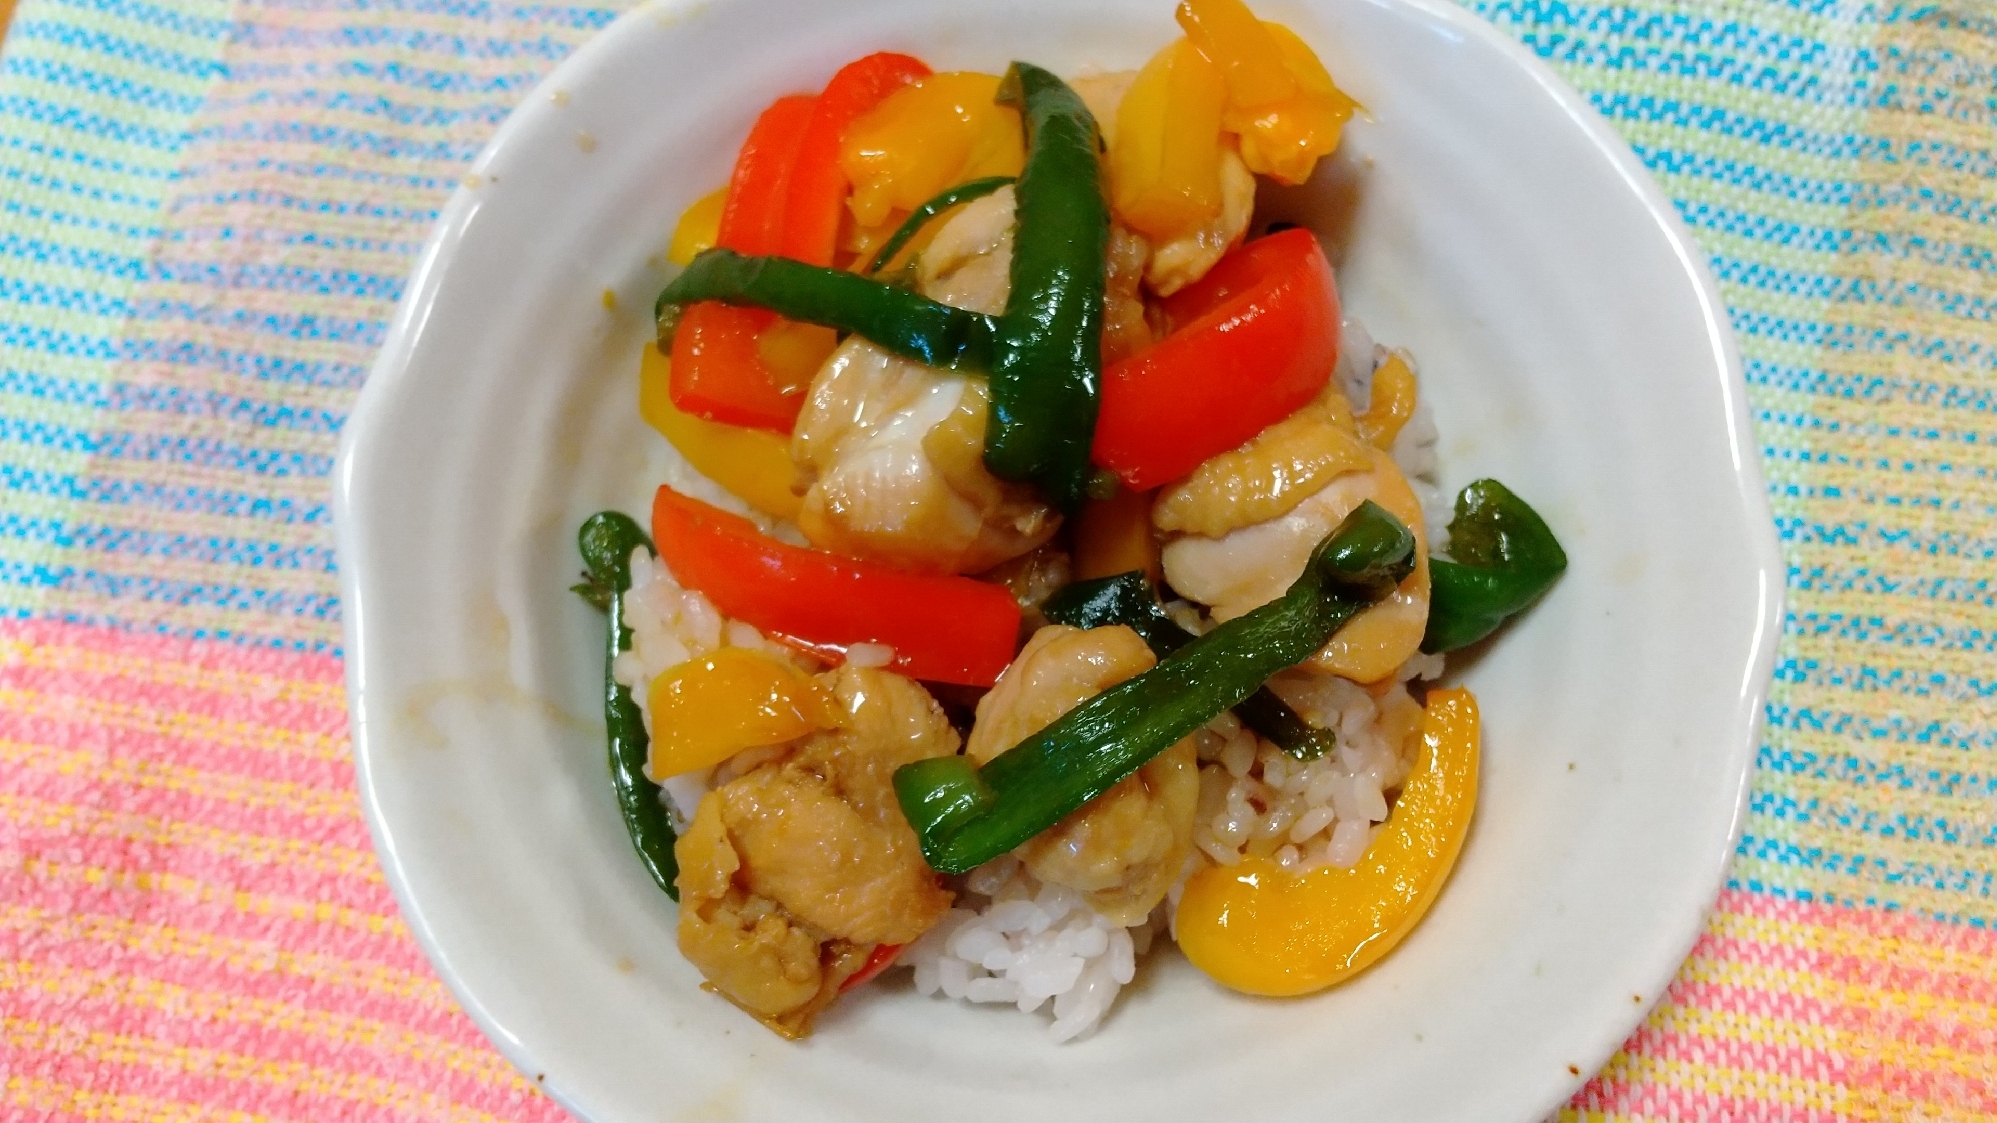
xmin=334 ymin=0 xmax=1780 ymax=1115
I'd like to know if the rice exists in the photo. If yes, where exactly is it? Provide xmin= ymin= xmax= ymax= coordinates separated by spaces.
xmin=903 ymin=855 xmax=1163 ymax=1043
xmin=1188 ymin=659 xmax=1439 ymax=878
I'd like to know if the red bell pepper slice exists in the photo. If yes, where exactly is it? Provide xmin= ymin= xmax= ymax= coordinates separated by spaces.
xmin=672 ymin=94 xmax=818 ymax=432
xmin=718 ymin=93 xmax=817 ymax=255
xmin=1092 ymin=228 xmax=1342 ymax=490
xmin=651 ymin=486 xmax=1022 ymax=687
xmin=839 ymin=942 xmax=905 ymax=992
xmin=781 ymin=52 xmax=931 ymax=267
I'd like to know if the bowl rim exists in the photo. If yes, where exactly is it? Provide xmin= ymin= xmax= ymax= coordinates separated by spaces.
xmin=333 ymin=0 xmax=1784 ymax=1117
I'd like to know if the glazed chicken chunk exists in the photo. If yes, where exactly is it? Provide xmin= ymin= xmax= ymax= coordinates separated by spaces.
xmin=789 ymin=188 xmax=1057 ymax=574
xmin=1157 ymin=386 xmax=1433 ymax=684
xmin=674 ymin=666 xmax=959 ymax=1036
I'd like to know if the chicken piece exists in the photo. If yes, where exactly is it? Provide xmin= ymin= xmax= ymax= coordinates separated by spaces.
xmin=1102 ymin=223 xmax=1155 ymax=365
xmin=1069 ymin=71 xmax=1136 ymax=151
xmin=1147 ymin=147 xmax=1256 ymax=296
xmin=917 ymin=186 xmax=1014 ymax=315
xmin=966 ymin=625 xmax=1199 ymax=925
xmin=790 ymin=339 xmax=1057 ymax=573
xmin=918 ymin=184 xmax=1151 ymax=366
xmin=787 ymin=664 xmax=968 ymax=838
xmin=1159 ymin=443 xmax=1432 ymax=683
xmin=675 ymin=667 xmax=960 ymax=1036
xmin=790 ymin=191 xmax=1058 ymax=574
xmin=1152 ymin=385 xmax=1373 ymax=538
xmin=675 ymin=799 xmax=826 ymax=1023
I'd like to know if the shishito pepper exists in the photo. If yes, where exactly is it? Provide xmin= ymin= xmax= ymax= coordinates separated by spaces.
xmin=657 ymin=249 xmax=998 ymax=371
xmin=893 ymin=501 xmax=1415 ymax=875
xmin=1043 ymin=571 xmax=1337 ymax=761
xmin=983 ymin=62 xmax=1111 ymax=512
xmin=572 ymin=511 xmax=679 ymax=902
xmin=1422 ymin=478 xmax=1567 ymax=653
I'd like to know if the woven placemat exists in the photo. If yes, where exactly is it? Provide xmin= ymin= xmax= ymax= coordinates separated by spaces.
xmin=0 ymin=1 xmax=1989 ymax=1118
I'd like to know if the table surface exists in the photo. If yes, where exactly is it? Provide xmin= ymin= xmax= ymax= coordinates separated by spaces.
xmin=0 ymin=2 xmax=1990 ymax=1122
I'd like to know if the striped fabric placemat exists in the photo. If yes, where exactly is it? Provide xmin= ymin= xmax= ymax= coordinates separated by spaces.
xmin=0 ymin=1 xmax=1989 ymax=1119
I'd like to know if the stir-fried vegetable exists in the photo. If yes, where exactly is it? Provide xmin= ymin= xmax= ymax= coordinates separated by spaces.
xmin=668 ymin=187 xmax=727 ymax=267
xmin=671 ymin=95 xmax=822 ymax=431
xmin=1175 ymin=0 xmax=1356 ymax=185
xmin=1422 ymin=478 xmax=1567 ymax=652
xmin=1110 ymin=38 xmax=1230 ymax=241
xmin=647 ymin=648 xmax=843 ymax=779
xmin=1070 ymin=485 xmax=1160 ymax=583
xmin=637 ymin=342 xmax=802 ymax=520
xmin=983 ymin=62 xmax=1113 ymax=512
xmin=651 ymin=485 xmax=1022 ymax=686
xmin=657 ymin=249 xmax=998 ymax=370
xmin=1093 ymin=228 xmax=1341 ymax=489
xmin=1043 ymin=570 xmax=1338 ymax=761
xmin=1175 ymin=686 xmax=1478 ymax=994
xmin=780 ymin=52 xmax=932 ymax=267
xmin=573 ymin=511 xmax=680 ymax=902
xmin=841 ymin=71 xmax=1025 ymax=229
xmin=893 ymin=500 xmax=1415 ymax=874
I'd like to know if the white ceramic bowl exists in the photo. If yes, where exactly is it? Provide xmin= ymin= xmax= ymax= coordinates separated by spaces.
xmin=335 ymin=0 xmax=1783 ymax=1119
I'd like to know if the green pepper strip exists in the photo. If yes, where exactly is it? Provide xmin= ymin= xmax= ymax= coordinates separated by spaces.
xmin=574 ymin=511 xmax=680 ymax=901
xmin=1042 ymin=572 xmax=1338 ymax=762
xmin=655 ymin=249 xmax=998 ymax=372
xmin=1422 ymin=478 xmax=1568 ymax=653
xmin=865 ymin=175 xmax=1016 ymax=275
xmin=894 ymin=501 xmax=1416 ymax=874
xmin=984 ymin=62 xmax=1110 ymax=512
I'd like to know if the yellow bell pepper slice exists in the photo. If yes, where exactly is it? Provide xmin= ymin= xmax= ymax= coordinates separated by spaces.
xmin=1071 ymin=486 xmax=1161 ymax=584
xmin=1109 ymin=38 xmax=1229 ymax=241
xmin=638 ymin=342 xmax=804 ymax=520
xmin=840 ymin=72 xmax=1024 ymax=229
xmin=647 ymin=648 xmax=842 ymax=779
xmin=1227 ymin=24 xmax=1358 ymax=186
xmin=1177 ymin=0 xmax=1357 ymax=186
xmin=1355 ymin=350 xmax=1418 ymax=450
xmin=1175 ymin=687 xmax=1480 ymax=996
xmin=667 ymin=186 xmax=728 ymax=267
xmin=1175 ymin=0 xmax=1295 ymax=108
xmin=753 ymin=321 xmax=839 ymax=398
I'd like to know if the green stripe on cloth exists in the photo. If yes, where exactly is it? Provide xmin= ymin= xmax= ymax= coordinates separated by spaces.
xmin=0 ymin=0 xmax=230 ymax=620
